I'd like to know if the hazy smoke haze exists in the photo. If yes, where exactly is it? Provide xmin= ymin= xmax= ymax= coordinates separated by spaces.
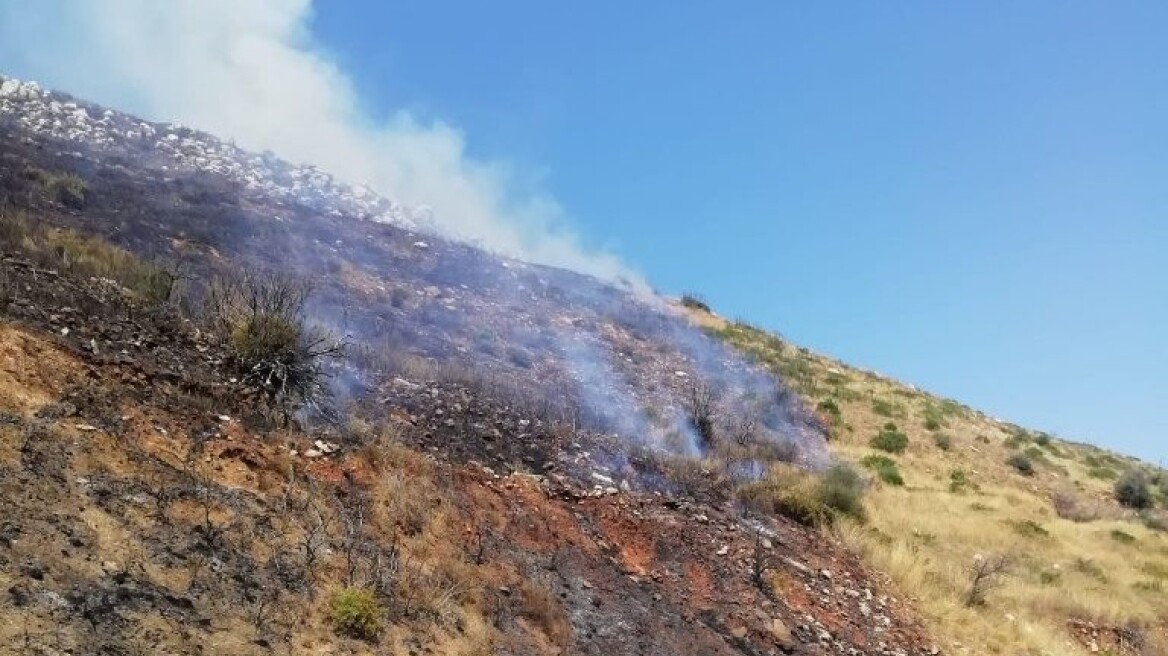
xmin=0 ymin=0 xmax=639 ymax=283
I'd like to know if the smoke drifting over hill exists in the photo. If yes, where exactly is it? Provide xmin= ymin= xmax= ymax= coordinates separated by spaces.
xmin=0 ymin=0 xmax=637 ymax=282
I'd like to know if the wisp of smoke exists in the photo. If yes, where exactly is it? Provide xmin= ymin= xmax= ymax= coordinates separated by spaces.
xmin=0 ymin=0 xmax=639 ymax=283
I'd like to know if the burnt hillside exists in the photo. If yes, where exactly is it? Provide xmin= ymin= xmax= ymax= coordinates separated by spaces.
xmin=0 ymin=74 xmax=826 ymax=484
xmin=0 ymin=75 xmax=939 ymax=655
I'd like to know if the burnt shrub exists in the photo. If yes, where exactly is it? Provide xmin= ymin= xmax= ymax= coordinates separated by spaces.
xmin=680 ymin=293 xmax=711 ymax=313
xmin=1115 ymin=470 xmax=1153 ymax=510
xmin=685 ymin=381 xmax=720 ymax=451
xmin=206 ymin=273 xmax=343 ymax=415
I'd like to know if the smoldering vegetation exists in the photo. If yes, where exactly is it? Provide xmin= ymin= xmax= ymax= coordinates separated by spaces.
xmin=0 ymin=104 xmax=829 ymax=495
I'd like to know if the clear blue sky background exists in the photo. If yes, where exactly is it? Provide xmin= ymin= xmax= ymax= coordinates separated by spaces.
xmin=308 ymin=2 xmax=1166 ymax=461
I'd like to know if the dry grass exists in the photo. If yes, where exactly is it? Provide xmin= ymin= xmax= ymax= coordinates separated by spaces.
xmin=0 ymin=210 xmax=174 ymax=303
xmin=708 ymin=318 xmax=1168 ymax=655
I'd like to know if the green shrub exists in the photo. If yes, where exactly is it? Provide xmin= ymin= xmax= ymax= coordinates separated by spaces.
xmin=932 ymin=433 xmax=952 ymax=451
xmin=818 ymin=463 xmax=867 ymax=521
xmin=25 ymin=167 xmax=89 ymax=208
xmin=738 ymin=463 xmax=866 ymax=527
xmin=816 ymin=398 xmax=841 ymax=422
xmin=1110 ymin=529 xmax=1137 ymax=545
xmin=870 ymin=426 xmax=909 ymax=454
xmin=1115 ymin=470 xmax=1153 ymax=509
xmin=860 ymin=454 xmax=904 ymax=486
xmin=1010 ymin=519 xmax=1050 ymax=539
xmin=949 ymin=469 xmax=971 ymax=493
xmin=871 ymin=399 xmax=901 ymax=418
xmin=1088 ymin=466 xmax=1119 ymax=481
xmin=921 ymin=404 xmax=947 ymax=431
xmin=329 ymin=587 xmax=382 ymax=640
xmin=1073 ymin=558 xmax=1108 ymax=583
xmin=1006 ymin=453 xmax=1035 ymax=477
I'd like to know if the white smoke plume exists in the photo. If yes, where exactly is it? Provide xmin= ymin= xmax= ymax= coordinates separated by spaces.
xmin=0 ymin=0 xmax=639 ymax=283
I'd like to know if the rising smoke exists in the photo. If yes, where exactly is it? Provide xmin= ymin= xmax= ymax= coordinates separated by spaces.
xmin=0 ymin=0 xmax=638 ymax=283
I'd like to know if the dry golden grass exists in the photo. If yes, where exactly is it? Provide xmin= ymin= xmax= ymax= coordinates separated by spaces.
xmin=704 ymin=316 xmax=1168 ymax=656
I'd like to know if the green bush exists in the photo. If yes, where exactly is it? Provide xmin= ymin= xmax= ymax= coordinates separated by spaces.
xmin=870 ymin=426 xmax=909 ymax=454
xmin=1141 ymin=511 xmax=1168 ymax=533
xmin=932 ymin=433 xmax=953 ymax=451
xmin=1088 ymin=466 xmax=1119 ymax=481
xmin=1011 ymin=519 xmax=1050 ymax=539
xmin=871 ymin=399 xmax=901 ymax=418
xmin=1115 ymin=470 xmax=1153 ymax=510
xmin=860 ymin=454 xmax=904 ymax=486
xmin=329 ymin=587 xmax=382 ymax=640
xmin=949 ymin=469 xmax=970 ymax=493
xmin=818 ymin=463 xmax=867 ymax=521
xmin=816 ymin=398 xmax=841 ymax=422
xmin=737 ymin=463 xmax=866 ymax=527
xmin=1006 ymin=453 xmax=1035 ymax=477
xmin=1110 ymin=529 xmax=1137 ymax=545
xmin=921 ymin=404 xmax=947 ymax=431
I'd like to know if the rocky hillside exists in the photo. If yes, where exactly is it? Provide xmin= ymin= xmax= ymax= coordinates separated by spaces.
xmin=0 ymin=75 xmax=938 ymax=655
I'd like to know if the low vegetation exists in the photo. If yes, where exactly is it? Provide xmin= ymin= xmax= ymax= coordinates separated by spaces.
xmin=738 ymin=463 xmax=866 ymax=527
xmin=679 ymin=292 xmax=711 ymax=313
xmin=860 ymin=454 xmax=904 ymax=486
xmin=329 ymin=587 xmax=383 ymax=641
xmin=0 ymin=209 xmax=175 ymax=303
xmin=204 ymin=272 xmax=345 ymax=419
xmin=1115 ymin=469 xmax=1154 ymax=509
xmin=869 ymin=423 xmax=909 ymax=454
xmin=707 ymin=317 xmax=1168 ymax=655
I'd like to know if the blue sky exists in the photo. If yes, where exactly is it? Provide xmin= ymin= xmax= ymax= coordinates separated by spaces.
xmin=310 ymin=2 xmax=1167 ymax=460
xmin=0 ymin=2 xmax=1163 ymax=462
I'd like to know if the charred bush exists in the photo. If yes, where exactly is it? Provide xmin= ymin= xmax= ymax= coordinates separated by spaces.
xmin=685 ymin=381 xmax=720 ymax=451
xmin=206 ymin=273 xmax=344 ymax=418
xmin=680 ymin=293 xmax=711 ymax=313
xmin=964 ymin=553 xmax=1012 ymax=607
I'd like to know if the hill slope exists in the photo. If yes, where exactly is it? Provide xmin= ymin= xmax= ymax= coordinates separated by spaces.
xmin=0 ymin=73 xmax=1164 ymax=656
xmin=0 ymin=75 xmax=936 ymax=655
xmin=703 ymin=313 xmax=1168 ymax=655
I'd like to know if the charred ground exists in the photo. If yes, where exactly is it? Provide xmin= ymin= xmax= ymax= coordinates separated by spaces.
xmin=0 ymin=77 xmax=936 ymax=655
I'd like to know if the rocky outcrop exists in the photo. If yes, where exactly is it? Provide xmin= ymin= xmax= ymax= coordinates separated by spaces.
xmin=0 ymin=75 xmax=430 ymax=228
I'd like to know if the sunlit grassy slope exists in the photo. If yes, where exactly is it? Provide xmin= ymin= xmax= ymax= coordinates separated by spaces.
xmin=692 ymin=306 xmax=1168 ymax=656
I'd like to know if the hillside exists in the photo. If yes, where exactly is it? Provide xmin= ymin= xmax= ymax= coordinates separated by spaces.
xmin=0 ymin=75 xmax=936 ymax=655
xmin=0 ymin=73 xmax=1163 ymax=656
xmin=700 ymin=311 xmax=1168 ymax=655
